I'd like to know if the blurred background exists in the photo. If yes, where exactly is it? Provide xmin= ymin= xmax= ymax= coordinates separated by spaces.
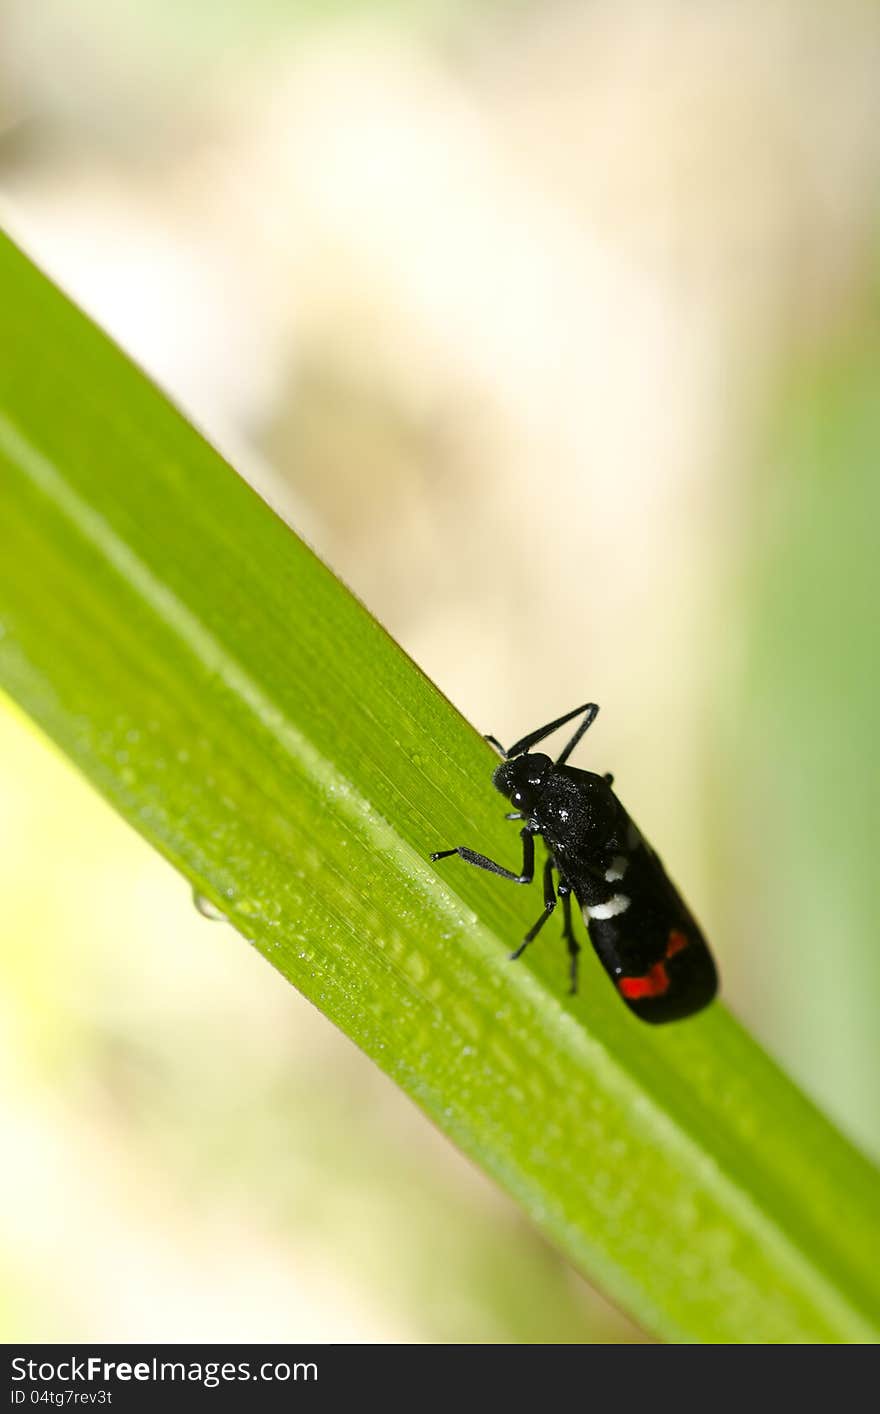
xmin=1 ymin=0 xmax=879 ymax=1343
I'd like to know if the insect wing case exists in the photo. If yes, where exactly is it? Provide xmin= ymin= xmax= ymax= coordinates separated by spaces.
xmin=579 ymin=834 xmax=717 ymax=1023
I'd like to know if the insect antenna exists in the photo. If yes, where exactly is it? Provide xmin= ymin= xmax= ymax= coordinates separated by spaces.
xmin=555 ymin=703 xmax=600 ymax=765
xmin=502 ymin=702 xmax=600 ymax=762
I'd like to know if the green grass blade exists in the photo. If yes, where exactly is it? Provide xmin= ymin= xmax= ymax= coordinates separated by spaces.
xmin=0 ymin=230 xmax=878 ymax=1343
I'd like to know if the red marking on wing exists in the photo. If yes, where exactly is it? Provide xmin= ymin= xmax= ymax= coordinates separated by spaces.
xmin=619 ymin=963 xmax=670 ymax=1000
xmin=666 ymin=930 xmax=688 ymax=958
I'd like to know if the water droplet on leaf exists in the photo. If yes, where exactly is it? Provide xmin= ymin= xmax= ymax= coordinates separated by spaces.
xmin=192 ymin=888 xmax=228 ymax=922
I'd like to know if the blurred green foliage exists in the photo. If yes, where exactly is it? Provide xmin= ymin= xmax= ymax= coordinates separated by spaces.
xmin=736 ymin=310 xmax=880 ymax=1158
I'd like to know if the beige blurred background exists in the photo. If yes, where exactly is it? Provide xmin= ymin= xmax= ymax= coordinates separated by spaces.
xmin=1 ymin=0 xmax=879 ymax=1342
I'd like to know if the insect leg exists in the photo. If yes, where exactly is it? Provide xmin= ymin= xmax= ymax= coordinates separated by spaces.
xmin=503 ymin=702 xmax=599 ymax=760
xmin=510 ymin=857 xmax=556 ymax=961
xmin=558 ymin=883 xmax=581 ymax=994
xmin=431 ymin=827 xmax=535 ymax=884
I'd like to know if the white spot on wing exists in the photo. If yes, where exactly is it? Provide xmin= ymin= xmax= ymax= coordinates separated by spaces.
xmin=604 ymin=855 xmax=628 ymax=882
xmin=584 ymin=893 xmax=631 ymax=921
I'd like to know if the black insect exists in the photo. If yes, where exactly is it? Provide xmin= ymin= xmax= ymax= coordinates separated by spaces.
xmin=432 ymin=703 xmax=717 ymax=1023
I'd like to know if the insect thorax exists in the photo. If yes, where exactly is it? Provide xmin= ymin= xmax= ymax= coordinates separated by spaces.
xmin=533 ymin=768 xmax=621 ymax=860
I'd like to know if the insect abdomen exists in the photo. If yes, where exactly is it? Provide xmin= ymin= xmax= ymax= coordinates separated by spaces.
xmin=576 ymin=847 xmax=718 ymax=1024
